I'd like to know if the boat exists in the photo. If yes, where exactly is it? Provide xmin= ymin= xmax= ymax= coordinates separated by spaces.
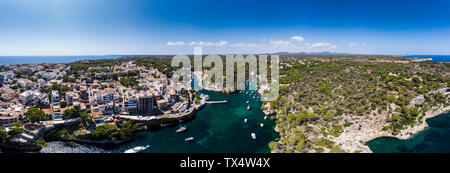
xmin=260 ymin=123 xmax=264 ymax=128
xmin=124 ymin=145 xmax=150 ymax=153
xmin=185 ymin=137 xmax=195 ymax=142
xmin=176 ymin=126 xmax=187 ymax=133
xmin=247 ymin=105 xmax=251 ymax=110
xmin=251 ymin=133 xmax=256 ymax=140
xmin=244 ymin=118 xmax=248 ymax=123
xmin=264 ymin=116 xmax=267 ymax=120
xmin=246 ymin=101 xmax=249 ymax=104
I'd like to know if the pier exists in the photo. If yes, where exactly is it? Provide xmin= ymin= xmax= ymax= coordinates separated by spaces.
xmin=205 ymin=100 xmax=228 ymax=104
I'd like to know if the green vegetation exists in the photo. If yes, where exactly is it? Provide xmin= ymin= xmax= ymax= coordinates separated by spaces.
xmin=63 ymin=108 xmax=80 ymax=119
xmin=0 ymin=126 xmax=10 ymax=143
xmin=34 ymin=139 xmax=47 ymax=147
xmin=76 ymin=121 xmax=138 ymax=141
xmin=266 ymin=56 xmax=449 ymax=152
xmin=25 ymin=108 xmax=46 ymax=122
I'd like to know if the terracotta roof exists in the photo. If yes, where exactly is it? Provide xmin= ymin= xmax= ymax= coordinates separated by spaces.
xmin=42 ymin=109 xmax=53 ymax=115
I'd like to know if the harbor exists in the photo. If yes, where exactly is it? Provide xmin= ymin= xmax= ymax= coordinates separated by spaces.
xmin=36 ymin=88 xmax=279 ymax=153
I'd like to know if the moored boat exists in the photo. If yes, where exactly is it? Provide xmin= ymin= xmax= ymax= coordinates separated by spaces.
xmin=124 ymin=145 xmax=150 ymax=153
xmin=176 ymin=126 xmax=187 ymax=133
xmin=185 ymin=137 xmax=195 ymax=142
xmin=251 ymin=133 xmax=256 ymax=140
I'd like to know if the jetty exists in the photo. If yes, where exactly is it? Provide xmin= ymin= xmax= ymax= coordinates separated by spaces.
xmin=205 ymin=100 xmax=228 ymax=104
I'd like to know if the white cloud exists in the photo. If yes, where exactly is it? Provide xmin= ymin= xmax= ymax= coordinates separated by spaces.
xmin=216 ymin=40 xmax=228 ymax=46
xmin=233 ymin=43 xmax=260 ymax=47
xmin=312 ymin=42 xmax=336 ymax=48
xmin=291 ymin=36 xmax=304 ymax=42
xmin=348 ymin=42 xmax=366 ymax=47
xmin=348 ymin=42 xmax=358 ymax=47
xmin=167 ymin=41 xmax=185 ymax=46
xmin=168 ymin=40 xmax=228 ymax=46
xmin=166 ymin=36 xmax=341 ymax=53
xmin=269 ymin=39 xmax=291 ymax=45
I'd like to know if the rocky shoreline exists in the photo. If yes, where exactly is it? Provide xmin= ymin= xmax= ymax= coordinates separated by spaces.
xmin=334 ymin=105 xmax=449 ymax=153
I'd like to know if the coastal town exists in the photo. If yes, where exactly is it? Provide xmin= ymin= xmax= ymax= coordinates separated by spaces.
xmin=0 ymin=60 xmax=209 ymax=150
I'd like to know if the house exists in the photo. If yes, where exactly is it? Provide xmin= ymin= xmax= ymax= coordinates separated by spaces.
xmin=0 ymin=109 xmax=19 ymax=126
xmin=19 ymin=91 xmax=34 ymax=104
xmin=42 ymin=109 xmax=54 ymax=119
xmin=157 ymin=99 xmax=169 ymax=111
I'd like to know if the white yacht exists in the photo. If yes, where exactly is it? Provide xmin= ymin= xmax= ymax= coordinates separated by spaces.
xmin=247 ymin=105 xmax=251 ymax=110
xmin=260 ymin=123 xmax=264 ymax=128
xmin=244 ymin=118 xmax=248 ymax=123
xmin=185 ymin=137 xmax=195 ymax=142
xmin=124 ymin=145 xmax=150 ymax=153
xmin=176 ymin=126 xmax=187 ymax=133
xmin=264 ymin=116 xmax=267 ymax=120
xmin=251 ymin=133 xmax=256 ymax=140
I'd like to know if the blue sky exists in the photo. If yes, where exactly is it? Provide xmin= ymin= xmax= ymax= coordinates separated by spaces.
xmin=0 ymin=0 xmax=449 ymax=55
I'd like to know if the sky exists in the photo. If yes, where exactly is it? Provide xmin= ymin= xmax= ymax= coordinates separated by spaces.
xmin=0 ymin=0 xmax=449 ymax=56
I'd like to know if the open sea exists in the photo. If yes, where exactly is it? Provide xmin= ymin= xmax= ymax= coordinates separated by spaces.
xmin=0 ymin=55 xmax=123 ymax=65
xmin=402 ymin=55 xmax=450 ymax=62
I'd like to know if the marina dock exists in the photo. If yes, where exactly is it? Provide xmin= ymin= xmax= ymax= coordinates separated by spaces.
xmin=205 ymin=100 xmax=228 ymax=104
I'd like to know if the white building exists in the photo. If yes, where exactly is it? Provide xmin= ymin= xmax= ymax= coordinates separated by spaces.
xmin=42 ymin=72 xmax=57 ymax=80
xmin=0 ymin=72 xmax=15 ymax=82
xmin=19 ymin=91 xmax=34 ymax=104
xmin=65 ymin=92 xmax=78 ymax=106
xmin=51 ymin=90 xmax=60 ymax=106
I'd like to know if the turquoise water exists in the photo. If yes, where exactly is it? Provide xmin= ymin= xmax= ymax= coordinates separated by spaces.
xmin=366 ymin=112 xmax=450 ymax=153
xmin=40 ymin=89 xmax=279 ymax=153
